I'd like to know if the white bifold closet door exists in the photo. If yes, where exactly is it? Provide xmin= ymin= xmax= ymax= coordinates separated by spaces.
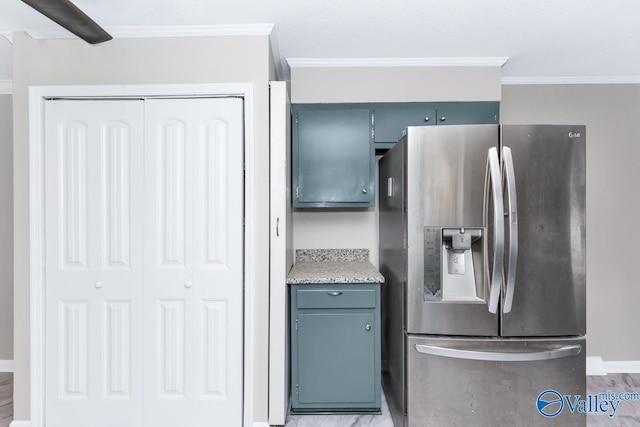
xmin=142 ymin=98 xmax=243 ymax=426
xmin=44 ymin=97 xmax=244 ymax=427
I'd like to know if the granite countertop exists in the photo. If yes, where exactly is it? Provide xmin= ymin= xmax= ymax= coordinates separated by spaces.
xmin=286 ymin=249 xmax=385 ymax=285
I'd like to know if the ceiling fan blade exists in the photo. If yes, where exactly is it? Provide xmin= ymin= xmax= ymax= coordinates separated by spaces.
xmin=21 ymin=0 xmax=112 ymax=44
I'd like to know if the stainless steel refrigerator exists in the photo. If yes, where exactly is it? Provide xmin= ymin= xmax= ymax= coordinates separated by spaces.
xmin=378 ymin=124 xmax=586 ymax=426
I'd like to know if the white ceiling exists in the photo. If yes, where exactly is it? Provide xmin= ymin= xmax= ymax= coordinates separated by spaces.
xmin=1 ymin=0 xmax=640 ymax=82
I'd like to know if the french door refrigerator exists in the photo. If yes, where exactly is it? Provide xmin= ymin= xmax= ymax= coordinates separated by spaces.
xmin=378 ymin=124 xmax=586 ymax=426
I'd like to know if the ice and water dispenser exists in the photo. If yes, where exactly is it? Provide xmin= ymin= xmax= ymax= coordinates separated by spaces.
xmin=424 ymin=227 xmax=485 ymax=302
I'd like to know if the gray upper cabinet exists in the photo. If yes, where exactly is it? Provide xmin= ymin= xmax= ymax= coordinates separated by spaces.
xmin=373 ymin=104 xmax=436 ymax=146
xmin=292 ymin=102 xmax=499 ymax=208
xmin=434 ymin=101 xmax=500 ymax=126
xmin=293 ymin=105 xmax=375 ymax=208
xmin=373 ymin=102 xmax=499 ymax=147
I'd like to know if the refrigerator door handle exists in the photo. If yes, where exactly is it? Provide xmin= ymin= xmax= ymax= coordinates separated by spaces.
xmin=484 ymin=147 xmax=504 ymax=314
xmin=415 ymin=344 xmax=582 ymax=362
xmin=502 ymin=146 xmax=518 ymax=313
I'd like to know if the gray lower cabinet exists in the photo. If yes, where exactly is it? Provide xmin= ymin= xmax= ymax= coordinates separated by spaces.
xmin=290 ymin=283 xmax=381 ymax=413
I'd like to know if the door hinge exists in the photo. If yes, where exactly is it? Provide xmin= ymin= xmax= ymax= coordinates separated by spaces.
xmin=296 ymin=384 xmax=299 ymax=395
xmin=295 ymin=114 xmax=299 ymax=126
xmin=295 ymin=186 xmax=299 ymax=199
xmin=371 ymin=113 xmax=375 ymax=139
xmin=295 ymin=318 xmax=299 ymax=330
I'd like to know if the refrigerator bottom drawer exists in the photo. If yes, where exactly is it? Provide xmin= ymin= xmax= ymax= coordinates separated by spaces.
xmin=406 ymin=335 xmax=586 ymax=427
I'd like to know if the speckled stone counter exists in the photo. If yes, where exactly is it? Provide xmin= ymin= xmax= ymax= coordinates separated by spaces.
xmin=287 ymin=249 xmax=385 ymax=285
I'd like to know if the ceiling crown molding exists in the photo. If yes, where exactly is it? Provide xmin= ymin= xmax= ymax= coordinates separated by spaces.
xmin=502 ymin=76 xmax=640 ymax=85
xmin=25 ymin=23 xmax=275 ymax=40
xmin=286 ymin=57 xmax=509 ymax=68
xmin=0 ymin=80 xmax=13 ymax=94
xmin=24 ymin=23 xmax=286 ymax=80
xmin=0 ymin=32 xmax=12 ymax=43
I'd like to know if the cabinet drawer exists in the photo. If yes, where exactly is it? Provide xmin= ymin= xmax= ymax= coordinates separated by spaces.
xmin=296 ymin=288 xmax=376 ymax=309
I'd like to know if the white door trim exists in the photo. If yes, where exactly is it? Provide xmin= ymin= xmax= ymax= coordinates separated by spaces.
xmin=28 ymin=83 xmax=256 ymax=427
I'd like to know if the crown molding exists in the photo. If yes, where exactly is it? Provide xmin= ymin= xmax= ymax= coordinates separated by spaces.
xmin=24 ymin=23 xmax=287 ymax=80
xmin=0 ymin=80 xmax=12 ymax=94
xmin=25 ymin=23 xmax=275 ymax=40
xmin=502 ymin=76 xmax=640 ymax=85
xmin=267 ymin=26 xmax=285 ymax=81
xmin=286 ymin=57 xmax=509 ymax=69
xmin=0 ymin=32 xmax=12 ymax=43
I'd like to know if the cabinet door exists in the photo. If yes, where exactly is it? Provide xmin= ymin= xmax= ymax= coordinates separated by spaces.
xmin=296 ymin=312 xmax=377 ymax=407
xmin=294 ymin=107 xmax=374 ymax=207
xmin=373 ymin=104 xmax=436 ymax=143
xmin=143 ymin=98 xmax=244 ymax=427
xmin=434 ymin=102 xmax=499 ymax=125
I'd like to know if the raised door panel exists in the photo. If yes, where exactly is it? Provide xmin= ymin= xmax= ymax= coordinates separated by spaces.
xmin=45 ymin=100 xmax=145 ymax=427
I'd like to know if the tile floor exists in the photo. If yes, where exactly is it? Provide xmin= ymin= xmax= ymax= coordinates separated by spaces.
xmin=587 ymin=374 xmax=640 ymax=427
xmin=0 ymin=373 xmax=12 ymax=427
xmin=285 ymin=391 xmax=393 ymax=426
xmin=1 ymin=373 xmax=639 ymax=426
xmin=285 ymin=374 xmax=640 ymax=426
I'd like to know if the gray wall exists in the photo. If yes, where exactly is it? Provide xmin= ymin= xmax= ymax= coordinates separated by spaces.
xmin=291 ymin=66 xmax=502 ymax=103
xmin=290 ymin=65 xmax=503 ymax=266
xmin=501 ymin=84 xmax=640 ymax=361
xmin=12 ymin=32 xmax=272 ymax=422
xmin=0 ymin=94 xmax=12 ymax=362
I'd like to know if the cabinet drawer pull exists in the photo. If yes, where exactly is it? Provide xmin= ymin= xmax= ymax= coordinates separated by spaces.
xmin=365 ymin=324 xmax=372 ymax=331
xmin=327 ymin=291 xmax=343 ymax=296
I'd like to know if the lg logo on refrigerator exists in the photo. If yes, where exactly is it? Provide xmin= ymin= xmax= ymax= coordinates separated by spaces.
xmin=568 ymin=132 xmax=581 ymax=138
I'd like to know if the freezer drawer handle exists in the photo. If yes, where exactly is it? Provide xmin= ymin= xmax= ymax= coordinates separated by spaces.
xmin=327 ymin=291 xmax=343 ymax=296
xmin=415 ymin=344 xmax=582 ymax=362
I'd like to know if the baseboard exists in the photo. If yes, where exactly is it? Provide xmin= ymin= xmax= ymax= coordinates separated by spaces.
xmin=587 ymin=357 xmax=640 ymax=376
xmin=10 ymin=419 xmax=268 ymax=427
xmin=0 ymin=359 xmax=14 ymax=372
